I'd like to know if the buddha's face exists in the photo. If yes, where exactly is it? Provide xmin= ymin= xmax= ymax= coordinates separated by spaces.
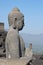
xmin=8 ymin=8 xmax=24 ymax=31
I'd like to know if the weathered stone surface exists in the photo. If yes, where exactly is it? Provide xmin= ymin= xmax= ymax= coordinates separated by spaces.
xmin=0 ymin=57 xmax=31 ymax=65
xmin=25 ymin=48 xmax=33 ymax=59
xmin=5 ymin=26 xmax=19 ymax=59
xmin=0 ymin=23 xmax=4 ymax=31
xmin=0 ymin=23 xmax=7 ymax=57
xmin=5 ymin=7 xmax=25 ymax=59
xmin=25 ymin=43 xmax=33 ymax=59
xmin=19 ymin=36 xmax=25 ymax=57
xmin=8 ymin=7 xmax=24 ymax=31
xmin=0 ymin=7 xmax=33 ymax=65
xmin=5 ymin=8 xmax=33 ymax=65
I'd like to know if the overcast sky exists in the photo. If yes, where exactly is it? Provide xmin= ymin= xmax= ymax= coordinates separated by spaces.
xmin=0 ymin=0 xmax=43 ymax=34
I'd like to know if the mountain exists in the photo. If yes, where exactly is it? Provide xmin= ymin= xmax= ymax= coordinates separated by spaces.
xmin=20 ymin=33 xmax=43 ymax=54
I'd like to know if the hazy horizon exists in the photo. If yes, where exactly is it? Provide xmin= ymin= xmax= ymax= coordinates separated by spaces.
xmin=20 ymin=33 xmax=43 ymax=54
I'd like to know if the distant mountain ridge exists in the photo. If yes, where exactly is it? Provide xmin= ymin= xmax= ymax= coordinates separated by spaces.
xmin=20 ymin=33 xmax=43 ymax=54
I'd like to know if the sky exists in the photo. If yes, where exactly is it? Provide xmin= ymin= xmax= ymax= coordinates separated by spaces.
xmin=0 ymin=0 xmax=43 ymax=34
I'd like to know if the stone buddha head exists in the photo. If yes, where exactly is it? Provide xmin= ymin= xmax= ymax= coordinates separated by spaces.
xmin=8 ymin=7 xmax=24 ymax=31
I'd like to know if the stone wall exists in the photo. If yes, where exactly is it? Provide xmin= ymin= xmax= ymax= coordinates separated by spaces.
xmin=0 ymin=23 xmax=7 ymax=57
xmin=0 ymin=31 xmax=7 ymax=57
xmin=0 ymin=23 xmax=4 ymax=31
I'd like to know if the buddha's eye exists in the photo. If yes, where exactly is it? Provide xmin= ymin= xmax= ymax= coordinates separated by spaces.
xmin=15 ymin=18 xmax=17 ymax=21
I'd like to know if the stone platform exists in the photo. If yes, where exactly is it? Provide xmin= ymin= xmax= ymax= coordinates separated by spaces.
xmin=0 ymin=57 xmax=31 ymax=65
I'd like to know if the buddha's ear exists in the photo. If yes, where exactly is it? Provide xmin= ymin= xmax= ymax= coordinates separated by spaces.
xmin=13 ymin=17 xmax=17 ymax=26
xmin=14 ymin=17 xmax=17 ymax=21
xmin=15 ymin=17 xmax=17 ymax=21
